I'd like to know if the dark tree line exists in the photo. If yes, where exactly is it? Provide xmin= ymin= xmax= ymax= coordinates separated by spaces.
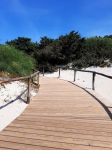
xmin=6 ymin=31 xmax=112 ymax=71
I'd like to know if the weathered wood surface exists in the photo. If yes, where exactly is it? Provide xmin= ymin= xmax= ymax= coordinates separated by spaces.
xmin=0 ymin=77 xmax=112 ymax=150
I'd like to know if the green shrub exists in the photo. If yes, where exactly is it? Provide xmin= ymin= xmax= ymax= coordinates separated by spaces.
xmin=0 ymin=45 xmax=35 ymax=77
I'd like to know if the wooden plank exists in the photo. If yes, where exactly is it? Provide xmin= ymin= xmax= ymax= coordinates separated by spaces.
xmin=0 ymin=77 xmax=112 ymax=150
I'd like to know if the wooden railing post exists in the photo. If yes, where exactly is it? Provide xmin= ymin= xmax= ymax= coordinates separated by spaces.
xmin=0 ymin=71 xmax=40 ymax=107
xmin=37 ymin=72 xmax=39 ymax=85
xmin=74 ymin=69 xmax=76 ymax=82
xmin=37 ymin=72 xmax=40 ymax=88
xmin=27 ymin=77 xmax=31 ymax=104
xmin=92 ymin=72 xmax=96 ymax=90
xmin=58 ymin=67 xmax=61 ymax=78
xmin=43 ymin=65 xmax=45 ymax=76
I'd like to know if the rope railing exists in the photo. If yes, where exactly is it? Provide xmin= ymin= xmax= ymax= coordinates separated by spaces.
xmin=0 ymin=71 xmax=40 ymax=109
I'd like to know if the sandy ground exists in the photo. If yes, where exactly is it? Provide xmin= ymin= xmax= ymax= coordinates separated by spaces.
xmin=0 ymin=81 xmax=37 ymax=131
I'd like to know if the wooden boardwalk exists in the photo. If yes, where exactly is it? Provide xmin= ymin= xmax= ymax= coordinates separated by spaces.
xmin=0 ymin=77 xmax=112 ymax=150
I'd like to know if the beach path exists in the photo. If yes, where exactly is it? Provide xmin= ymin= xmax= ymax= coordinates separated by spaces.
xmin=0 ymin=76 xmax=112 ymax=150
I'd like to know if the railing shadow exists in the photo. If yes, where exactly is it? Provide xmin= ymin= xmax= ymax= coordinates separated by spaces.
xmin=0 ymin=89 xmax=28 ymax=110
xmin=68 ymin=81 xmax=112 ymax=120
xmin=53 ymin=66 xmax=112 ymax=119
xmin=0 ymin=71 xmax=40 ymax=110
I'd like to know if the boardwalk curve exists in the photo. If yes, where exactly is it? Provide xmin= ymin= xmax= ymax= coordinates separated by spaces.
xmin=0 ymin=77 xmax=112 ymax=150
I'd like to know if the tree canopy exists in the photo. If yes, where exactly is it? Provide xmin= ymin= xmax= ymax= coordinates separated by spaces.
xmin=5 ymin=31 xmax=112 ymax=71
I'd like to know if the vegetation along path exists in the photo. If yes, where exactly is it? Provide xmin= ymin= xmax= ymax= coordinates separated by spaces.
xmin=0 ymin=77 xmax=112 ymax=150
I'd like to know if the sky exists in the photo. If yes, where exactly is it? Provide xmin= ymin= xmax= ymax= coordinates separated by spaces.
xmin=0 ymin=0 xmax=112 ymax=43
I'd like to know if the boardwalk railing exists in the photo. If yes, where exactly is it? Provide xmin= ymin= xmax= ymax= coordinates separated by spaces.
xmin=57 ymin=66 xmax=112 ymax=90
xmin=73 ymin=69 xmax=112 ymax=90
xmin=0 ymin=71 xmax=39 ymax=109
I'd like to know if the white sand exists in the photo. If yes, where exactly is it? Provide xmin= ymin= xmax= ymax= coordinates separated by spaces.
xmin=0 ymin=81 xmax=37 ymax=131
xmin=45 ymin=67 xmax=112 ymax=107
xmin=0 ymin=100 xmax=27 ymax=131
xmin=0 ymin=81 xmax=27 ymax=107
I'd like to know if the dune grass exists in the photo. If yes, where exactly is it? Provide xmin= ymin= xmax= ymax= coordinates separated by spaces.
xmin=0 ymin=45 xmax=35 ymax=77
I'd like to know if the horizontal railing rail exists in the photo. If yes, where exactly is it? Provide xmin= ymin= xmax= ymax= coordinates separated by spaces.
xmin=0 ymin=71 xmax=40 ymax=109
xmin=0 ymin=71 xmax=39 ymax=84
xmin=74 ymin=69 xmax=112 ymax=79
xmin=56 ymin=66 xmax=112 ymax=90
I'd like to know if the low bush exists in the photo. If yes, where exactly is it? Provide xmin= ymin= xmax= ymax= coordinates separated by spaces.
xmin=0 ymin=45 xmax=35 ymax=77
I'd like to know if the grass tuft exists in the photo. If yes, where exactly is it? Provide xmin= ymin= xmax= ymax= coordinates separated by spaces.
xmin=0 ymin=45 xmax=35 ymax=77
